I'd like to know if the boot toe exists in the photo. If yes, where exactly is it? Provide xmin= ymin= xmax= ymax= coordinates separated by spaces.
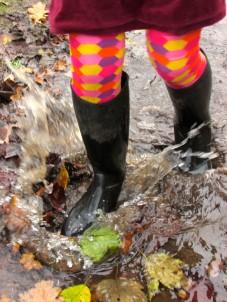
xmin=62 ymin=208 xmax=95 ymax=236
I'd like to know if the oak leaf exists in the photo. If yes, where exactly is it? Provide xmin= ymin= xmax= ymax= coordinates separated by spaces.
xmin=145 ymin=253 xmax=189 ymax=298
xmin=27 ymin=2 xmax=48 ymax=24
xmin=96 ymin=278 xmax=148 ymax=302
xmin=19 ymin=281 xmax=63 ymax=302
xmin=20 ymin=252 xmax=43 ymax=270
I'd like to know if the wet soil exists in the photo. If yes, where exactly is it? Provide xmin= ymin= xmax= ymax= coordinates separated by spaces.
xmin=0 ymin=1 xmax=227 ymax=301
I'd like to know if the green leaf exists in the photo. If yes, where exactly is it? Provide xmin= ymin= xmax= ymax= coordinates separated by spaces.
xmin=145 ymin=253 xmax=189 ymax=298
xmin=10 ymin=58 xmax=23 ymax=69
xmin=79 ymin=226 xmax=121 ymax=262
xmin=96 ymin=278 xmax=148 ymax=302
xmin=60 ymin=284 xmax=91 ymax=302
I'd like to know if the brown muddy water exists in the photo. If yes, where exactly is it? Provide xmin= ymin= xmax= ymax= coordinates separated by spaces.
xmin=1 ymin=16 xmax=227 ymax=302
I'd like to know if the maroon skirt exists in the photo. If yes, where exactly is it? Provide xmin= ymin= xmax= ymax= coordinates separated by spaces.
xmin=49 ymin=0 xmax=226 ymax=35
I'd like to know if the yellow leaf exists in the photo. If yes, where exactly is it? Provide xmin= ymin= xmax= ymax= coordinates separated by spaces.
xmin=27 ymin=2 xmax=48 ymax=24
xmin=22 ymin=67 xmax=34 ymax=74
xmin=60 ymin=284 xmax=91 ymax=302
xmin=145 ymin=253 xmax=189 ymax=298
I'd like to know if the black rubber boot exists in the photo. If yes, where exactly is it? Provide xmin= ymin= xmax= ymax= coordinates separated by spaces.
xmin=166 ymin=53 xmax=212 ymax=173
xmin=62 ymin=72 xmax=129 ymax=236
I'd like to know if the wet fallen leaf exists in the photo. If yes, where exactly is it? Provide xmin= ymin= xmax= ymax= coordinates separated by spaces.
xmin=122 ymin=231 xmax=134 ymax=254
xmin=19 ymin=280 xmax=62 ymax=302
xmin=49 ymin=182 xmax=66 ymax=211
xmin=27 ymin=2 xmax=48 ymax=24
xmin=60 ymin=284 xmax=91 ymax=302
xmin=80 ymin=226 xmax=121 ymax=262
xmin=54 ymin=59 xmax=67 ymax=72
xmin=186 ymin=278 xmax=215 ymax=302
xmin=96 ymin=278 xmax=148 ymax=302
xmin=35 ymin=185 xmax=46 ymax=197
xmin=145 ymin=253 xmax=189 ymax=298
xmin=207 ymin=254 xmax=223 ymax=278
xmin=20 ymin=252 xmax=43 ymax=270
xmin=10 ymin=86 xmax=24 ymax=101
xmin=34 ymin=73 xmax=45 ymax=85
xmin=0 ymin=295 xmax=13 ymax=302
xmin=177 ymin=289 xmax=189 ymax=300
xmin=57 ymin=164 xmax=69 ymax=189
xmin=11 ymin=242 xmax=21 ymax=254
xmin=0 ymin=34 xmax=12 ymax=45
xmin=0 ymin=124 xmax=12 ymax=144
xmin=2 ymin=197 xmax=31 ymax=233
xmin=22 ymin=67 xmax=34 ymax=74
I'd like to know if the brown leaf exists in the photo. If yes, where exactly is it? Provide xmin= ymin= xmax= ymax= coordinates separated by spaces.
xmin=19 ymin=280 xmax=63 ymax=302
xmin=35 ymin=185 xmax=46 ymax=197
xmin=11 ymin=242 xmax=21 ymax=254
xmin=10 ymin=86 xmax=24 ymax=102
xmin=0 ymin=125 xmax=12 ymax=144
xmin=122 ymin=232 xmax=134 ymax=254
xmin=0 ymin=295 xmax=13 ymax=302
xmin=207 ymin=255 xmax=223 ymax=278
xmin=34 ymin=73 xmax=45 ymax=85
xmin=0 ymin=34 xmax=12 ymax=45
xmin=54 ymin=59 xmax=67 ymax=72
xmin=20 ymin=252 xmax=43 ymax=270
xmin=2 ymin=197 xmax=31 ymax=233
xmin=96 ymin=278 xmax=148 ymax=302
xmin=27 ymin=2 xmax=48 ymax=24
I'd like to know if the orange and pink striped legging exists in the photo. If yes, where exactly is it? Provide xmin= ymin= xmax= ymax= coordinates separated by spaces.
xmin=70 ymin=29 xmax=207 ymax=104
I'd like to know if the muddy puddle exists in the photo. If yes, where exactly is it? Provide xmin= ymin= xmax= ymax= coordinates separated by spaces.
xmin=0 ymin=73 xmax=226 ymax=301
xmin=0 ymin=3 xmax=227 ymax=301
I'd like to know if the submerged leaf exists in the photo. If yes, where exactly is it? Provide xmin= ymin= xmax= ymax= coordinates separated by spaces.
xmin=145 ymin=253 xmax=189 ymax=298
xmin=19 ymin=281 xmax=62 ymax=302
xmin=96 ymin=278 xmax=148 ymax=302
xmin=60 ymin=284 xmax=91 ymax=302
xmin=80 ymin=226 xmax=121 ymax=262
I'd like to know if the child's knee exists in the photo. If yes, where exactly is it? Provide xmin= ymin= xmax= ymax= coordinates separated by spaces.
xmin=146 ymin=29 xmax=207 ymax=89
xmin=69 ymin=33 xmax=126 ymax=104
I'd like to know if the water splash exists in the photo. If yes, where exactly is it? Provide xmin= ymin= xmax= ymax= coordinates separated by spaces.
xmin=6 ymin=60 xmax=83 ymax=192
